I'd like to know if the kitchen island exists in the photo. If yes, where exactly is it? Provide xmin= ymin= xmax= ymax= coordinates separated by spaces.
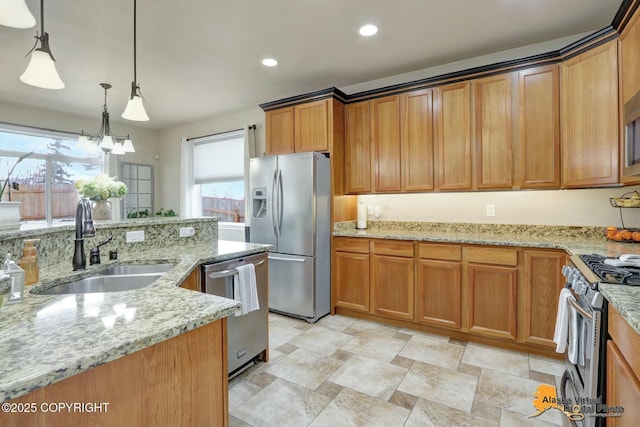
xmin=0 ymin=218 xmax=269 ymax=426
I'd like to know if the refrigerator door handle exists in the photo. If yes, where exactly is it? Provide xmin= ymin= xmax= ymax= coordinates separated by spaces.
xmin=268 ymin=255 xmax=306 ymax=263
xmin=271 ymin=169 xmax=278 ymax=237
xmin=277 ymin=168 xmax=283 ymax=235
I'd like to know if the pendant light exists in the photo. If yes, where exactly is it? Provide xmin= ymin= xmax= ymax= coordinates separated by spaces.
xmin=19 ymin=0 xmax=64 ymax=89
xmin=78 ymin=83 xmax=134 ymax=155
xmin=0 ymin=0 xmax=36 ymax=28
xmin=122 ymin=0 xmax=149 ymax=121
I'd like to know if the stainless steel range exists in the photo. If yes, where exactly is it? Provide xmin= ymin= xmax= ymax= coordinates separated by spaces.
xmin=559 ymin=253 xmax=640 ymax=427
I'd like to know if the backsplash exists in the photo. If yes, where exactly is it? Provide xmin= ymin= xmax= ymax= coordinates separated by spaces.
xmin=0 ymin=217 xmax=218 ymax=268
xmin=334 ymin=220 xmax=606 ymax=240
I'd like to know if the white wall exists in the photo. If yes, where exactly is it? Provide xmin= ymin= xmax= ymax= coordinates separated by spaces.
xmin=358 ymin=187 xmax=640 ymax=227
xmin=156 ymin=107 xmax=265 ymax=213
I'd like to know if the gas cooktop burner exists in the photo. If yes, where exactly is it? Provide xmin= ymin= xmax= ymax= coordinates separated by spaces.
xmin=579 ymin=254 xmax=640 ymax=286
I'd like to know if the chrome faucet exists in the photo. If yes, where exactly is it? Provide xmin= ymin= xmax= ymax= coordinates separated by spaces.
xmin=72 ymin=198 xmax=96 ymax=271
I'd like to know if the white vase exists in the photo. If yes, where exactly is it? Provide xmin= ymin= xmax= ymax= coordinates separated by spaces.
xmin=92 ymin=200 xmax=112 ymax=221
xmin=0 ymin=202 xmax=21 ymax=230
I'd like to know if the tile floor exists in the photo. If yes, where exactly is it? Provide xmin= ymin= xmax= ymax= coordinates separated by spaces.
xmin=229 ymin=313 xmax=568 ymax=427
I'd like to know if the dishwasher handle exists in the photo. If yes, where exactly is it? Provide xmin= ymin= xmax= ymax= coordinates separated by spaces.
xmin=207 ymin=258 xmax=265 ymax=279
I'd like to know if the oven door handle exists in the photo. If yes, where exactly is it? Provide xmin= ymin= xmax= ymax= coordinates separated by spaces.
xmin=568 ymin=297 xmax=592 ymax=321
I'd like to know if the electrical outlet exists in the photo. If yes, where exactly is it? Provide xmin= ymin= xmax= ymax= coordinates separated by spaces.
xmin=126 ymin=230 xmax=145 ymax=243
xmin=486 ymin=204 xmax=496 ymax=217
xmin=179 ymin=227 xmax=195 ymax=238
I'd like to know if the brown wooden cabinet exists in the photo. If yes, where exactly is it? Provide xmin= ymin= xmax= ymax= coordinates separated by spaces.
xmin=620 ymin=7 xmax=640 ymax=185
xmin=465 ymin=246 xmax=518 ymax=341
xmin=401 ymin=89 xmax=434 ymax=191
xmin=561 ymin=40 xmax=619 ymax=187
xmin=521 ymin=249 xmax=565 ymax=348
xmin=607 ymin=305 xmax=640 ymax=426
xmin=474 ymin=73 xmax=514 ymax=189
xmin=180 ymin=267 xmax=200 ymax=292
xmin=415 ymin=243 xmax=462 ymax=329
xmin=265 ymin=107 xmax=295 ymax=154
xmin=518 ymin=65 xmax=561 ymax=188
xmin=434 ymin=81 xmax=473 ymax=190
xmin=345 ymin=101 xmax=372 ymax=193
xmin=370 ymin=240 xmax=414 ymax=320
xmin=333 ymin=237 xmax=370 ymax=312
xmin=370 ymin=96 xmax=402 ymax=192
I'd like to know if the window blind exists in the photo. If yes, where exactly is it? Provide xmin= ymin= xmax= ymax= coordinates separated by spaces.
xmin=193 ymin=132 xmax=244 ymax=184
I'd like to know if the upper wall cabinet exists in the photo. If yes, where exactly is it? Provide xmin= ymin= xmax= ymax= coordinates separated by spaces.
xmin=434 ymin=82 xmax=473 ymax=190
xmin=620 ymin=7 xmax=640 ymax=185
xmin=561 ymin=40 xmax=619 ymax=188
xmin=518 ymin=65 xmax=561 ymax=189
xmin=371 ymin=96 xmax=402 ymax=192
xmin=401 ymin=89 xmax=434 ymax=191
xmin=265 ymin=107 xmax=295 ymax=155
xmin=345 ymin=101 xmax=372 ymax=193
xmin=474 ymin=73 xmax=514 ymax=189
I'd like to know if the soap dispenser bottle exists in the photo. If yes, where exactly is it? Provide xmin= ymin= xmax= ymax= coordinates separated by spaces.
xmin=21 ymin=239 xmax=40 ymax=285
xmin=4 ymin=253 xmax=25 ymax=303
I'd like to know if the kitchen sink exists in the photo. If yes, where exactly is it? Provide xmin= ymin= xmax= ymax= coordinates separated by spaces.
xmin=35 ymin=263 xmax=175 ymax=295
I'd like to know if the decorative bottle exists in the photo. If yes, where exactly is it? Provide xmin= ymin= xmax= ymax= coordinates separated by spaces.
xmin=4 ymin=253 xmax=25 ymax=303
xmin=21 ymin=239 xmax=40 ymax=285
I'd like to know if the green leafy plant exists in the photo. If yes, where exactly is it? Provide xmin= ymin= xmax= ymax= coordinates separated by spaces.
xmin=0 ymin=152 xmax=33 ymax=201
xmin=127 ymin=208 xmax=149 ymax=219
xmin=75 ymin=175 xmax=127 ymax=201
xmin=155 ymin=208 xmax=177 ymax=217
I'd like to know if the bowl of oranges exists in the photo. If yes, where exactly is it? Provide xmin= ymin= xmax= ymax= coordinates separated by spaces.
xmin=606 ymin=226 xmax=640 ymax=242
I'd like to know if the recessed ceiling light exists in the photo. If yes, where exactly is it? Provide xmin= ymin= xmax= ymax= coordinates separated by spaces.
xmin=262 ymin=58 xmax=278 ymax=67
xmin=359 ymin=24 xmax=378 ymax=37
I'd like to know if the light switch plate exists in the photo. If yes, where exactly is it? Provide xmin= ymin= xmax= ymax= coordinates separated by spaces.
xmin=179 ymin=227 xmax=195 ymax=238
xmin=126 ymin=230 xmax=145 ymax=243
xmin=486 ymin=204 xmax=496 ymax=217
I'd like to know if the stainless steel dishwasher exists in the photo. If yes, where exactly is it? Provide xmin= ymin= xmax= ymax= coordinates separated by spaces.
xmin=202 ymin=252 xmax=268 ymax=375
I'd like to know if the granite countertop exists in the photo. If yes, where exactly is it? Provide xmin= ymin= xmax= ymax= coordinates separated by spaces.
xmin=334 ymin=221 xmax=640 ymax=336
xmin=0 ymin=240 xmax=270 ymax=402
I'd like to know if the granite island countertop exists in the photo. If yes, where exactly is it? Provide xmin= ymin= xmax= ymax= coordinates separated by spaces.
xmin=0 ymin=240 xmax=270 ymax=402
xmin=334 ymin=221 xmax=640 ymax=336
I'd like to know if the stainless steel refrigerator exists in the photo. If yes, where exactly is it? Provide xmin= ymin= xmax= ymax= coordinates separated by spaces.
xmin=249 ymin=152 xmax=330 ymax=323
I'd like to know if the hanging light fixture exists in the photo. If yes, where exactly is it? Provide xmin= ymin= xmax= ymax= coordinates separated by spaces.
xmin=122 ymin=0 xmax=149 ymax=121
xmin=0 ymin=0 xmax=36 ymax=28
xmin=19 ymin=0 xmax=64 ymax=89
xmin=78 ymin=83 xmax=134 ymax=156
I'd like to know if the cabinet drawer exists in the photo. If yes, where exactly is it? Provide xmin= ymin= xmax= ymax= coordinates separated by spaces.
xmin=418 ymin=244 xmax=461 ymax=261
xmin=464 ymin=246 xmax=518 ymax=266
xmin=609 ymin=305 xmax=640 ymax=378
xmin=371 ymin=240 xmax=414 ymax=257
xmin=334 ymin=237 xmax=369 ymax=253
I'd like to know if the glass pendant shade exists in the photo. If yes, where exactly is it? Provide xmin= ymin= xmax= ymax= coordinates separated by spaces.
xmin=20 ymin=48 xmax=64 ymax=89
xmin=123 ymin=138 xmax=135 ymax=153
xmin=0 ymin=0 xmax=36 ymax=28
xmin=100 ymin=135 xmax=114 ymax=152
xmin=112 ymin=142 xmax=126 ymax=155
xmin=121 ymin=92 xmax=149 ymax=121
xmin=77 ymin=134 xmax=90 ymax=148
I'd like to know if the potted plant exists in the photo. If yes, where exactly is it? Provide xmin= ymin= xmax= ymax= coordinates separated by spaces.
xmin=75 ymin=175 xmax=127 ymax=221
xmin=0 ymin=152 xmax=33 ymax=230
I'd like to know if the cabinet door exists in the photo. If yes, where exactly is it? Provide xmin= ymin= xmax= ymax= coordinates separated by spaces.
xmin=522 ymin=250 xmax=564 ymax=347
xmin=607 ymin=341 xmax=640 ymax=427
xmin=180 ymin=268 xmax=200 ymax=292
xmin=370 ymin=254 xmax=414 ymax=320
xmin=561 ymin=41 xmax=619 ymax=187
xmin=475 ymin=73 xmax=513 ymax=189
xmin=265 ymin=107 xmax=295 ymax=155
xmin=345 ymin=101 xmax=371 ymax=193
xmin=371 ymin=96 xmax=401 ymax=192
xmin=518 ymin=65 xmax=560 ymax=188
xmin=334 ymin=250 xmax=370 ymax=312
xmin=401 ymin=89 xmax=434 ymax=191
xmin=294 ymin=99 xmax=329 ymax=153
xmin=467 ymin=264 xmax=517 ymax=340
xmin=416 ymin=259 xmax=461 ymax=329
xmin=621 ymin=10 xmax=640 ymax=106
xmin=435 ymin=82 xmax=473 ymax=190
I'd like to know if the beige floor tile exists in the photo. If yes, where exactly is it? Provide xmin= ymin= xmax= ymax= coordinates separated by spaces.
xmin=288 ymin=325 xmax=353 ymax=356
xmin=471 ymin=399 xmax=502 ymax=424
xmin=398 ymin=327 xmax=450 ymax=341
xmin=228 ymin=378 xmax=262 ymax=412
xmin=529 ymin=354 xmax=566 ymax=376
xmin=500 ymin=408 xmax=565 ymax=427
xmin=264 ymin=347 xmax=344 ymax=390
xmin=229 ymin=414 xmax=253 ymax=427
xmin=397 ymin=361 xmax=478 ymax=413
xmin=475 ymin=369 xmax=564 ymax=426
xmin=340 ymin=331 xmax=408 ymax=362
xmin=458 ymin=362 xmax=482 ymax=377
xmin=404 ymin=398 xmax=498 ymax=427
xmin=309 ymin=387 xmax=410 ymax=427
xmin=462 ymin=342 xmax=530 ymax=377
xmin=388 ymin=390 xmax=419 ymax=410
xmin=349 ymin=318 xmax=399 ymax=337
xmin=269 ymin=324 xmax=304 ymax=349
xmin=317 ymin=313 xmax=358 ymax=331
xmin=269 ymin=312 xmax=306 ymax=328
xmin=399 ymin=334 xmax=465 ymax=369
xmin=391 ymin=354 xmax=415 ymax=369
xmin=329 ymin=354 xmax=408 ymax=400
xmin=529 ymin=370 xmax=556 ymax=385
xmin=232 ymin=378 xmax=331 ymax=427
xmin=314 ymin=380 xmax=344 ymax=399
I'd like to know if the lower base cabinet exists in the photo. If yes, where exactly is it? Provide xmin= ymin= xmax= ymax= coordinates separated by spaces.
xmin=371 ymin=254 xmax=414 ymax=320
xmin=333 ymin=238 xmax=370 ymax=312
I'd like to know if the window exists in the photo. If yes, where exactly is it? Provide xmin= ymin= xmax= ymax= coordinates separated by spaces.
xmin=183 ymin=129 xmax=246 ymax=223
xmin=0 ymin=124 xmax=103 ymax=224
xmin=121 ymin=163 xmax=154 ymax=218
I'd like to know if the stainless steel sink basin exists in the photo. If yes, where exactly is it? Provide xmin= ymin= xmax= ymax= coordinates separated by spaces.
xmin=35 ymin=263 xmax=175 ymax=295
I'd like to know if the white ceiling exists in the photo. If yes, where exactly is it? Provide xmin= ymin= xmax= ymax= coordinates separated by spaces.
xmin=0 ymin=0 xmax=625 ymax=131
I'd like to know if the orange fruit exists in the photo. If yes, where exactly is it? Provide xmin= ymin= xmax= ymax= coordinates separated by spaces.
xmin=623 ymin=230 xmax=633 ymax=240
xmin=614 ymin=232 xmax=624 ymax=241
xmin=606 ymin=229 xmax=616 ymax=239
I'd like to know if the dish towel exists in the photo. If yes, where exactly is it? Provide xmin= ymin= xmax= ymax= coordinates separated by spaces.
xmin=234 ymin=264 xmax=259 ymax=316
xmin=553 ymin=288 xmax=573 ymax=353
xmin=568 ymin=303 xmax=584 ymax=365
